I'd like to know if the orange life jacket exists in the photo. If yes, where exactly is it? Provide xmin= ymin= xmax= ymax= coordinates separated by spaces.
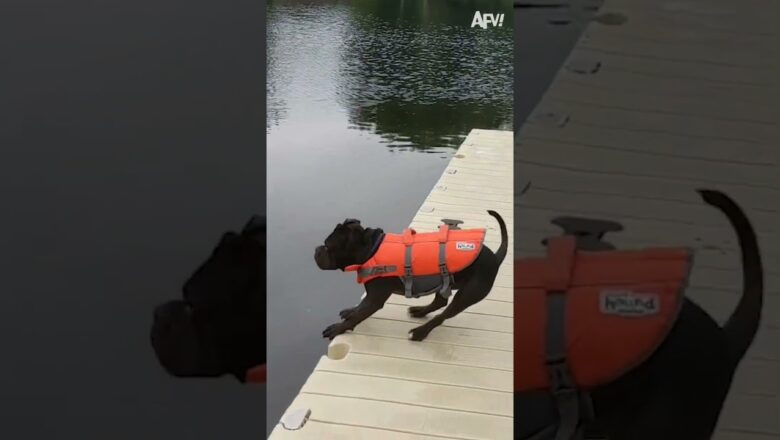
xmin=514 ymin=236 xmax=691 ymax=392
xmin=345 ymin=223 xmax=485 ymax=298
xmin=245 ymin=364 xmax=266 ymax=383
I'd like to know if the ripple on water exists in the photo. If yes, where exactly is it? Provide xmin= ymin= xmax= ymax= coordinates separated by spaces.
xmin=267 ymin=1 xmax=513 ymax=151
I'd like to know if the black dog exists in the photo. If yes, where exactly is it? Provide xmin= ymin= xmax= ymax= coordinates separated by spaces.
xmin=516 ymin=190 xmax=764 ymax=439
xmin=150 ymin=216 xmax=266 ymax=383
xmin=314 ymin=210 xmax=508 ymax=342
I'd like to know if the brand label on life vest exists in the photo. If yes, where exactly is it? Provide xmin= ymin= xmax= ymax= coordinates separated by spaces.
xmin=456 ymin=242 xmax=476 ymax=251
xmin=600 ymin=290 xmax=660 ymax=317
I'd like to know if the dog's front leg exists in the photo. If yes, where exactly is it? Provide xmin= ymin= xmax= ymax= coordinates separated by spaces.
xmin=339 ymin=306 xmax=357 ymax=320
xmin=322 ymin=288 xmax=391 ymax=340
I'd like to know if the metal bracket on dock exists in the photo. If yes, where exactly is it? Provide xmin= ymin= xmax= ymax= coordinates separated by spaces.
xmin=542 ymin=216 xmax=623 ymax=251
xmin=593 ymin=12 xmax=628 ymax=25
xmin=583 ymin=0 xmax=604 ymax=11
xmin=565 ymin=56 xmax=602 ymax=75
xmin=532 ymin=111 xmax=570 ymax=128
xmin=441 ymin=219 xmax=464 ymax=230
xmin=546 ymin=10 xmax=574 ymax=25
xmin=280 ymin=408 xmax=311 ymax=430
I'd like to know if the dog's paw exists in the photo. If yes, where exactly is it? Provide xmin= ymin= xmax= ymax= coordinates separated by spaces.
xmin=339 ymin=307 xmax=356 ymax=320
xmin=322 ymin=323 xmax=347 ymax=340
xmin=408 ymin=306 xmax=429 ymax=318
xmin=408 ymin=326 xmax=431 ymax=342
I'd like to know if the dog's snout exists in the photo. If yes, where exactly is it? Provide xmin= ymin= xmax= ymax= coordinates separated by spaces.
xmin=154 ymin=303 xmax=173 ymax=321
xmin=314 ymin=245 xmax=335 ymax=270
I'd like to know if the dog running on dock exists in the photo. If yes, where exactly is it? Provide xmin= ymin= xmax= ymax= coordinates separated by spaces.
xmin=315 ymin=210 xmax=508 ymax=341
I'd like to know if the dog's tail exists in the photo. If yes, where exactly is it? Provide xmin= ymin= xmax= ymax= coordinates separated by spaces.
xmin=487 ymin=210 xmax=508 ymax=265
xmin=698 ymin=189 xmax=763 ymax=365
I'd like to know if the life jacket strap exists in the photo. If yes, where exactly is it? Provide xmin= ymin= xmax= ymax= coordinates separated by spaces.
xmin=357 ymin=265 xmax=397 ymax=278
xmin=544 ymin=236 xmax=577 ymax=292
xmin=544 ymin=238 xmax=591 ymax=440
xmin=245 ymin=364 xmax=266 ymax=383
xmin=437 ymin=224 xmax=452 ymax=298
xmin=403 ymin=242 xmax=414 ymax=298
xmin=402 ymin=228 xmax=416 ymax=245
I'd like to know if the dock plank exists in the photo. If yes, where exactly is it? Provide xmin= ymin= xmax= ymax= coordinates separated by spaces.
xmin=300 ymin=371 xmax=512 ymax=416
xmin=313 ymin=353 xmax=512 ymax=392
xmin=269 ymin=394 xmax=512 ymax=440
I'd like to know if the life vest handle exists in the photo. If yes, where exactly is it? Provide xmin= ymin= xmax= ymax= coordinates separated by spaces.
xmin=438 ymin=224 xmax=450 ymax=242
xmin=245 ymin=364 xmax=266 ymax=383
xmin=543 ymin=236 xmax=577 ymax=292
xmin=402 ymin=228 xmax=416 ymax=245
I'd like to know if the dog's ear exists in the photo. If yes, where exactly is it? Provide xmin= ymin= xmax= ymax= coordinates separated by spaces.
xmin=242 ymin=215 xmax=266 ymax=235
xmin=362 ymin=227 xmax=383 ymax=244
xmin=343 ymin=218 xmax=361 ymax=226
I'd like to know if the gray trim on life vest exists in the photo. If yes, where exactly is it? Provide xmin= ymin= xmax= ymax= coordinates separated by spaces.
xmin=546 ymin=291 xmax=585 ymax=440
xmin=357 ymin=265 xmax=397 ymax=278
xmin=438 ymin=241 xmax=452 ymax=298
xmin=401 ymin=225 xmax=454 ymax=300
xmin=403 ymin=245 xmax=414 ymax=298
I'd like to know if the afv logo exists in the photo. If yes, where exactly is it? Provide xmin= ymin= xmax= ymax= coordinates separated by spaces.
xmin=471 ymin=11 xmax=505 ymax=29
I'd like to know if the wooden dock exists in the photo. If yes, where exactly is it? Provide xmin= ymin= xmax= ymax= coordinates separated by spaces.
xmin=269 ymin=129 xmax=514 ymax=439
xmin=516 ymin=0 xmax=779 ymax=438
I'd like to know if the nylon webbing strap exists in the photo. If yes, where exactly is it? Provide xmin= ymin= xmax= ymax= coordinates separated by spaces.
xmin=357 ymin=265 xmax=397 ymax=278
xmin=543 ymin=237 xmax=576 ymax=291
xmin=438 ymin=242 xmax=451 ymax=298
xmin=403 ymin=245 xmax=413 ymax=298
xmin=544 ymin=236 xmax=584 ymax=440
xmin=402 ymin=229 xmax=415 ymax=298
xmin=437 ymin=224 xmax=452 ymax=298
xmin=546 ymin=293 xmax=581 ymax=440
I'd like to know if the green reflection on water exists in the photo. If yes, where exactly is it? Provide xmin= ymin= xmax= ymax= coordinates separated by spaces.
xmin=268 ymin=0 xmax=513 ymax=151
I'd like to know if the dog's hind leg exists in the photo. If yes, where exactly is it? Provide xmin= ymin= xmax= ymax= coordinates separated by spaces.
xmin=408 ymin=279 xmax=490 ymax=341
xmin=408 ymin=294 xmax=448 ymax=318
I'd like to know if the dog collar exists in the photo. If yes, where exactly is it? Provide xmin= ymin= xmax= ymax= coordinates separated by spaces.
xmin=366 ymin=233 xmax=385 ymax=258
xmin=344 ymin=233 xmax=385 ymax=272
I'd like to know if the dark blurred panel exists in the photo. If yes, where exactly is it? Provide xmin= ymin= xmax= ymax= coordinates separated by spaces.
xmin=0 ymin=1 xmax=266 ymax=438
xmin=514 ymin=0 xmax=779 ymax=438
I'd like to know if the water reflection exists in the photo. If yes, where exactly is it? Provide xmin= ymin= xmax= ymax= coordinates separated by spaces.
xmin=347 ymin=101 xmax=510 ymax=152
xmin=268 ymin=0 xmax=513 ymax=151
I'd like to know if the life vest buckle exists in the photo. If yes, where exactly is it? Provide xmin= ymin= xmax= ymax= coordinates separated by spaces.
xmin=546 ymin=358 xmax=576 ymax=396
